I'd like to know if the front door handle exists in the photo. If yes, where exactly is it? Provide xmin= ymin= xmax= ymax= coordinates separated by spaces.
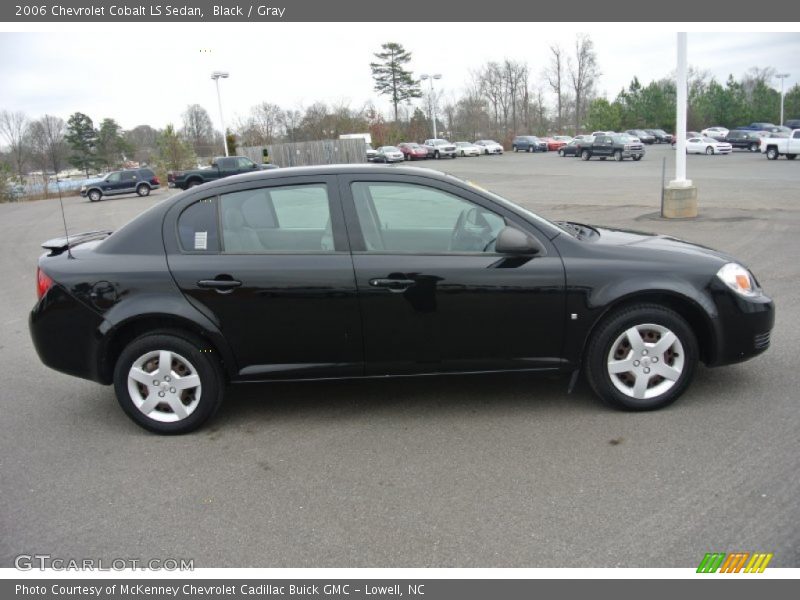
xmin=369 ymin=278 xmax=415 ymax=292
xmin=198 ymin=278 xmax=242 ymax=293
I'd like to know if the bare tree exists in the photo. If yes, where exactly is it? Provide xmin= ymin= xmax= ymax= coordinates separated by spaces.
xmin=28 ymin=115 xmax=67 ymax=196
xmin=503 ymin=59 xmax=529 ymax=134
xmin=569 ymin=34 xmax=600 ymax=133
xmin=125 ymin=125 xmax=160 ymax=165
xmin=546 ymin=45 xmax=566 ymax=132
xmin=240 ymin=102 xmax=284 ymax=145
xmin=0 ymin=110 xmax=29 ymax=181
xmin=181 ymin=104 xmax=216 ymax=157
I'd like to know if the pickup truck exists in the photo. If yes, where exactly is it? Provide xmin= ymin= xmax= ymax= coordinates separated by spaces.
xmin=760 ymin=129 xmax=800 ymax=160
xmin=423 ymin=139 xmax=458 ymax=159
xmin=579 ymin=134 xmax=645 ymax=161
xmin=168 ymin=156 xmax=277 ymax=190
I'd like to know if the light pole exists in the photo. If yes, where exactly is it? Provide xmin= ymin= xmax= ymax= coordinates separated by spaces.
xmin=211 ymin=71 xmax=230 ymax=156
xmin=420 ymin=73 xmax=442 ymax=139
xmin=776 ymin=73 xmax=790 ymax=126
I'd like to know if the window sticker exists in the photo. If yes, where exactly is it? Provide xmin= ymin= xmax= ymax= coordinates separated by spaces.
xmin=194 ymin=231 xmax=208 ymax=250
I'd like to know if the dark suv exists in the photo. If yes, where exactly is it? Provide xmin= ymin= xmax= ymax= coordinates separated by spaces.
xmin=725 ymin=130 xmax=763 ymax=152
xmin=511 ymin=136 xmax=548 ymax=152
xmin=81 ymin=168 xmax=160 ymax=202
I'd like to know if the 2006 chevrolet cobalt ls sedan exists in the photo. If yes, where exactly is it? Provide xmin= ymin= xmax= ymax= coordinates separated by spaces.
xmin=30 ymin=165 xmax=774 ymax=433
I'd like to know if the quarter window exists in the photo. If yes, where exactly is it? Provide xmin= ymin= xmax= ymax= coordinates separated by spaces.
xmin=219 ymin=184 xmax=335 ymax=253
xmin=351 ymin=182 xmax=506 ymax=253
xmin=178 ymin=198 xmax=220 ymax=252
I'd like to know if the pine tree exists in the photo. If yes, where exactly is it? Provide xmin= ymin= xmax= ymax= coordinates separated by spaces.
xmin=65 ymin=112 xmax=98 ymax=176
xmin=370 ymin=43 xmax=422 ymax=123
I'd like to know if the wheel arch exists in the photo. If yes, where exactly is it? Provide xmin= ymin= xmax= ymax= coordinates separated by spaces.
xmin=97 ymin=313 xmax=236 ymax=385
xmin=578 ymin=290 xmax=717 ymax=368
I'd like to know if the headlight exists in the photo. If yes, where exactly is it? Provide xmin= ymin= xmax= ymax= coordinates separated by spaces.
xmin=716 ymin=263 xmax=759 ymax=297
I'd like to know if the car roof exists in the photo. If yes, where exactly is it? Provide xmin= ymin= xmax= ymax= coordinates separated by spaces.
xmin=188 ymin=164 xmax=452 ymax=191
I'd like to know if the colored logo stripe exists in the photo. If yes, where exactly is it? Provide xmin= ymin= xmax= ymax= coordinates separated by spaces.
xmin=744 ymin=553 xmax=773 ymax=573
xmin=697 ymin=553 xmax=726 ymax=573
xmin=697 ymin=552 xmax=773 ymax=573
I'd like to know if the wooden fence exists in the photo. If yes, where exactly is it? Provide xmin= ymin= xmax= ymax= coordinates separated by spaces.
xmin=238 ymin=138 xmax=367 ymax=168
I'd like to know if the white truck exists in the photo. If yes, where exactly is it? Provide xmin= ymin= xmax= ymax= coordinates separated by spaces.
xmin=760 ymin=130 xmax=800 ymax=160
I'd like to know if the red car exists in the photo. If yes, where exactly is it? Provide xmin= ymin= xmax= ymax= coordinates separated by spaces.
xmin=398 ymin=142 xmax=429 ymax=160
xmin=543 ymin=137 xmax=569 ymax=152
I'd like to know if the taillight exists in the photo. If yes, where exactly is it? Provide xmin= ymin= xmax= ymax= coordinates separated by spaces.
xmin=152 ymin=176 xmax=160 ymax=185
xmin=36 ymin=267 xmax=54 ymax=300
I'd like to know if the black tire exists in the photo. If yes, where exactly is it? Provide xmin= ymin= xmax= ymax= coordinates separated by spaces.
xmin=88 ymin=189 xmax=102 ymax=202
xmin=766 ymin=147 xmax=779 ymax=160
xmin=705 ymin=146 xmax=714 ymax=155
xmin=585 ymin=304 xmax=698 ymax=411
xmin=749 ymin=142 xmax=759 ymax=152
xmin=787 ymin=154 xmax=797 ymax=160
xmin=581 ymin=150 xmax=591 ymax=161
xmin=528 ymin=146 xmax=533 ymax=153
xmin=614 ymin=150 xmax=623 ymax=162
xmin=512 ymin=145 xmax=517 ymax=152
xmin=136 ymin=184 xmax=150 ymax=197
xmin=434 ymin=151 xmax=440 ymax=159
xmin=558 ymin=149 xmax=565 ymax=157
xmin=113 ymin=331 xmax=224 ymax=434
xmin=633 ymin=155 xmax=643 ymax=161
xmin=187 ymin=179 xmax=202 ymax=188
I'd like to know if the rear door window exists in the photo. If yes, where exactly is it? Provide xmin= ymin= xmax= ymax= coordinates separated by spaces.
xmin=219 ymin=184 xmax=335 ymax=253
xmin=178 ymin=198 xmax=220 ymax=252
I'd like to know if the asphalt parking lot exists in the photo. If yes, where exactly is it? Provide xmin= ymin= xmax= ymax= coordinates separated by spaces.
xmin=1 ymin=145 xmax=798 ymax=568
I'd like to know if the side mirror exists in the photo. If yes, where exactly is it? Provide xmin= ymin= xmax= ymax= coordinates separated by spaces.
xmin=495 ymin=226 xmax=543 ymax=255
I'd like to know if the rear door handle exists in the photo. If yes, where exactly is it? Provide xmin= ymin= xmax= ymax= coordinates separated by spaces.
xmin=369 ymin=278 xmax=415 ymax=292
xmin=198 ymin=278 xmax=242 ymax=293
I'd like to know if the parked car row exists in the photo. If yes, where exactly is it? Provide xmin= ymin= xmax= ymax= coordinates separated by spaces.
xmin=367 ymin=138 xmax=506 ymax=162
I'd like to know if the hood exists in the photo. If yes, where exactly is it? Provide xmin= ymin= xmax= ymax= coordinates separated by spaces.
xmin=589 ymin=225 xmax=737 ymax=264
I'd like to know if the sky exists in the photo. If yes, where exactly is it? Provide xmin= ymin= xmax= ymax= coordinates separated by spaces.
xmin=0 ymin=25 xmax=798 ymax=132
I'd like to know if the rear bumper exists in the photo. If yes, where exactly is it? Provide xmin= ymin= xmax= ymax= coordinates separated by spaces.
xmin=29 ymin=285 xmax=107 ymax=384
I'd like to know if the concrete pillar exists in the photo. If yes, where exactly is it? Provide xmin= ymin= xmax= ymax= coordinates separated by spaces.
xmin=664 ymin=32 xmax=698 ymax=218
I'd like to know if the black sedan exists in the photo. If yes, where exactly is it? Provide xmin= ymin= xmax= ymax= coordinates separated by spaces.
xmin=558 ymin=139 xmax=582 ymax=157
xmin=30 ymin=166 xmax=774 ymax=433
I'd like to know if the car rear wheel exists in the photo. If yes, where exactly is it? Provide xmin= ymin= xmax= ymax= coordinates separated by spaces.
xmin=581 ymin=150 xmax=591 ymax=161
xmin=88 ymin=189 xmax=102 ymax=202
xmin=113 ymin=332 xmax=224 ymax=434
xmin=586 ymin=304 xmax=698 ymax=411
xmin=614 ymin=150 xmax=623 ymax=161
xmin=787 ymin=154 xmax=797 ymax=160
xmin=558 ymin=149 xmax=565 ymax=157
xmin=705 ymin=146 xmax=714 ymax=155
xmin=512 ymin=145 xmax=517 ymax=152
xmin=187 ymin=180 xmax=202 ymax=188
xmin=136 ymin=184 xmax=150 ymax=197
xmin=749 ymin=142 xmax=759 ymax=152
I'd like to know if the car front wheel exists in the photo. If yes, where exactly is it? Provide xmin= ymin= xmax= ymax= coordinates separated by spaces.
xmin=585 ymin=304 xmax=698 ymax=411
xmin=705 ymin=146 xmax=714 ymax=155
xmin=581 ymin=150 xmax=591 ymax=161
xmin=766 ymin=147 xmax=779 ymax=160
xmin=558 ymin=149 xmax=565 ymax=157
xmin=88 ymin=190 xmax=102 ymax=202
xmin=113 ymin=332 xmax=224 ymax=434
xmin=614 ymin=150 xmax=623 ymax=161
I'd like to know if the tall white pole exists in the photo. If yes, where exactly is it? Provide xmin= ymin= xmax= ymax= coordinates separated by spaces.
xmin=776 ymin=74 xmax=789 ymax=126
xmin=214 ymin=77 xmax=228 ymax=157
xmin=429 ymin=78 xmax=438 ymax=139
xmin=672 ymin=32 xmax=690 ymax=187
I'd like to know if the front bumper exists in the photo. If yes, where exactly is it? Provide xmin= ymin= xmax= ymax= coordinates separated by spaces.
xmin=708 ymin=285 xmax=775 ymax=367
